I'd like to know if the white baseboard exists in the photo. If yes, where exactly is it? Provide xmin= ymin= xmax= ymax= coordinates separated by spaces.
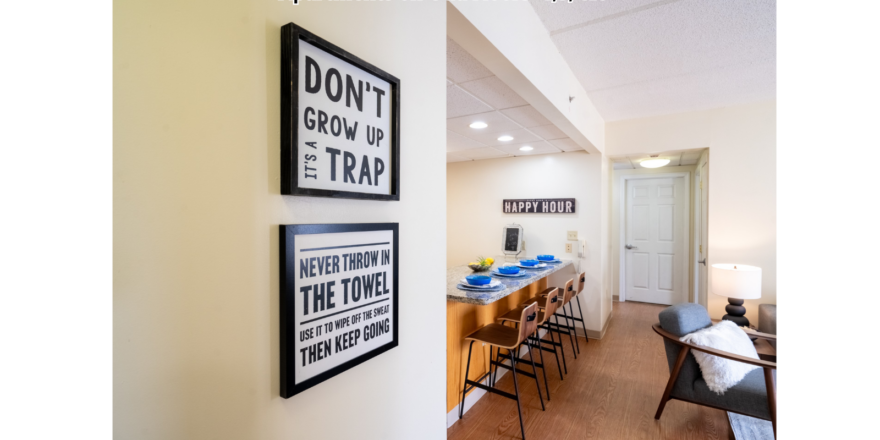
xmin=447 ymin=329 xmax=548 ymax=429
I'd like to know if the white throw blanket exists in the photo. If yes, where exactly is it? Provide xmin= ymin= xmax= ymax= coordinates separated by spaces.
xmin=680 ymin=320 xmax=760 ymax=395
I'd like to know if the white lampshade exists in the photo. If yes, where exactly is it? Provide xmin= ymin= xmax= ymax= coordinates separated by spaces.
xmin=710 ymin=264 xmax=762 ymax=300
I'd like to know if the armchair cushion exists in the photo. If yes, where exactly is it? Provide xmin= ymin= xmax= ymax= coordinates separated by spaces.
xmin=693 ymin=368 xmax=775 ymax=420
xmin=681 ymin=320 xmax=760 ymax=394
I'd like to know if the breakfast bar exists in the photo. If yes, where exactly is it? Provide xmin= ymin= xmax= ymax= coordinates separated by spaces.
xmin=445 ymin=256 xmax=573 ymax=418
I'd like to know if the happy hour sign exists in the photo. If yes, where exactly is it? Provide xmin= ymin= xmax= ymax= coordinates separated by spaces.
xmin=280 ymin=223 xmax=399 ymax=398
xmin=503 ymin=198 xmax=576 ymax=214
xmin=281 ymin=23 xmax=401 ymax=200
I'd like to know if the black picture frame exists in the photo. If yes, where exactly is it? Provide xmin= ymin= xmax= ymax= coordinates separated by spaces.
xmin=279 ymin=223 xmax=400 ymax=398
xmin=281 ymin=22 xmax=401 ymax=201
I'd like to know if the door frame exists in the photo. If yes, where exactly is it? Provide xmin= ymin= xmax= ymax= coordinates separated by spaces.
xmin=618 ymin=172 xmax=691 ymax=303
xmin=694 ymin=159 xmax=708 ymax=307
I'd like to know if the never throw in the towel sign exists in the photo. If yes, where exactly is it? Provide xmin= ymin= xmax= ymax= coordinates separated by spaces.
xmin=503 ymin=198 xmax=576 ymax=214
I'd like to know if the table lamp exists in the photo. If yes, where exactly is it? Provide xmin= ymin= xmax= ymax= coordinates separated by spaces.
xmin=710 ymin=264 xmax=762 ymax=328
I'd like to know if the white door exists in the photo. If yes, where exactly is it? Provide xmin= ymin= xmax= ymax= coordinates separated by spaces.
xmin=625 ymin=177 xmax=687 ymax=305
xmin=698 ymin=161 xmax=709 ymax=305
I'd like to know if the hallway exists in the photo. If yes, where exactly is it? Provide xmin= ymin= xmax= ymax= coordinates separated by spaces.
xmin=448 ymin=301 xmax=731 ymax=440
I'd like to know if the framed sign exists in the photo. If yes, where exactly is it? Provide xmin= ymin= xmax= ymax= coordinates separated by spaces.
xmin=502 ymin=223 xmax=523 ymax=255
xmin=280 ymin=223 xmax=399 ymax=398
xmin=503 ymin=198 xmax=576 ymax=214
xmin=281 ymin=22 xmax=401 ymax=201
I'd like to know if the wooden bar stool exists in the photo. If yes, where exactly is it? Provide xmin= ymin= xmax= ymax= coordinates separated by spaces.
xmin=521 ymin=279 xmax=576 ymax=370
xmin=495 ymin=286 xmax=563 ymax=399
xmin=459 ymin=302 xmax=542 ymax=440
xmin=569 ymin=271 xmax=589 ymax=343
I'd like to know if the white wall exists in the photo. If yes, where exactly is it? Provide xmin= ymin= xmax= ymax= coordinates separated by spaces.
xmin=611 ymin=165 xmax=698 ymax=303
xmin=114 ymin=1 xmax=446 ymax=439
xmin=607 ymin=101 xmax=776 ymax=323
xmin=447 ymin=152 xmax=610 ymax=333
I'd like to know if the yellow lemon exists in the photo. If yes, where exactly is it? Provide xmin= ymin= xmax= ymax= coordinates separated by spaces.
xmin=469 ymin=262 xmax=477 ymax=265
xmin=486 ymin=258 xmax=494 ymax=265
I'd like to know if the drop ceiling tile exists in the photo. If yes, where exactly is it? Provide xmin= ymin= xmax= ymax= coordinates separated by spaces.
xmin=548 ymin=138 xmax=582 ymax=152
xmin=455 ymin=147 xmax=510 ymax=160
xmin=447 ymin=79 xmax=453 ymax=86
xmin=447 ymin=111 xmax=523 ymax=138
xmin=447 ymin=85 xmax=493 ymax=119
xmin=458 ymin=76 xmax=529 ymax=110
xmin=446 ymin=130 xmax=486 ymax=152
xmin=447 ymin=38 xmax=495 ymax=84
xmin=447 ymin=153 xmax=471 ymax=163
xmin=529 ymin=124 xmax=568 ymax=140
xmin=465 ymin=128 xmax=542 ymax=147
xmin=613 ymin=162 xmax=635 ymax=170
xmin=500 ymin=105 xmax=552 ymax=128
xmin=530 ymin=0 xmax=662 ymax=34
xmin=494 ymin=141 xmax=561 ymax=156
xmin=680 ymin=158 xmax=698 ymax=165
xmin=534 ymin=0 xmax=775 ymax=121
xmin=551 ymin=1 xmax=776 ymax=92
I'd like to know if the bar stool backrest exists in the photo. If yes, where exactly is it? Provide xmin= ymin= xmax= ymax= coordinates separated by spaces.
xmin=517 ymin=303 xmax=540 ymax=344
xmin=561 ymin=279 xmax=574 ymax=305
xmin=542 ymin=287 xmax=560 ymax=322
xmin=576 ymin=271 xmax=586 ymax=296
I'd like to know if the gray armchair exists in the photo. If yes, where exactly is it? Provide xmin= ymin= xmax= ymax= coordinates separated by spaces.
xmin=653 ymin=303 xmax=777 ymax=437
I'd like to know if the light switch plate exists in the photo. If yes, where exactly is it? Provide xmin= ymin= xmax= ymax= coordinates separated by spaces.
xmin=567 ymin=231 xmax=578 ymax=241
xmin=565 ymin=243 xmax=572 ymax=253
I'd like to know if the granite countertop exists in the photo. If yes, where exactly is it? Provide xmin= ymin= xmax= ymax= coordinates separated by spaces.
xmin=446 ymin=256 xmax=573 ymax=305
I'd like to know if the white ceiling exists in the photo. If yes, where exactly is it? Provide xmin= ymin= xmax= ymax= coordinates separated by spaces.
xmin=446 ymin=38 xmax=585 ymax=163
xmin=610 ymin=149 xmax=704 ymax=170
xmin=530 ymin=0 xmax=776 ymax=122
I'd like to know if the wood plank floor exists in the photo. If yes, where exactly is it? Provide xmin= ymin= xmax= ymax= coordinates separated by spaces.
xmin=448 ymin=301 xmax=732 ymax=440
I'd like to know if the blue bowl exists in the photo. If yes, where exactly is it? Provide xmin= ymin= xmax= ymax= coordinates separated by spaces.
xmin=466 ymin=275 xmax=492 ymax=285
xmin=520 ymin=259 xmax=539 ymax=267
xmin=498 ymin=266 xmax=520 ymax=274
xmin=537 ymin=255 xmax=555 ymax=261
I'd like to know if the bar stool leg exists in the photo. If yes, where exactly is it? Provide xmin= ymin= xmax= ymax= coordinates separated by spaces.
xmin=561 ymin=308 xmax=578 ymax=359
xmin=488 ymin=345 xmax=495 ymax=388
xmin=523 ymin=341 xmax=545 ymax=411
xmin=567 ymin=303 xmax=581 ymax=354
xmin=534 ymin=331 xmax=550 ymax=401
xmin=510 ymin=351 xmax=527 ymax=440
xmin=553 ymin=315 xmax=568 ymax=374
xmin=459 ymin=340 xmax=474 ymax=420
xmin=575 ymin=298 xmax=589 ymax=342
xmin=547 ymin=326 xmax=564 ymax=380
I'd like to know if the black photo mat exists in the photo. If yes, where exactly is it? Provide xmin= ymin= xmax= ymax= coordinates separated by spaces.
xmin=280 ymin=223 xmax=399 ymax=398
xmin=281 ymin=22 xmax=401 ymax=201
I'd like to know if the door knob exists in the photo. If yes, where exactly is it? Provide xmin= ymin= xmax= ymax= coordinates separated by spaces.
xmin=699 ymin=258 xmax=707 ymax=265
xmin=625 ymin=244 xmax=638 ymax=250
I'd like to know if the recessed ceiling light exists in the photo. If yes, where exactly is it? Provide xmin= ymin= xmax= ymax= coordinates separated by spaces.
xmin=469 ymin=121 xmax=488 ymax=129
xmin=519 ymin=146 xmax=533 ymax=151
xmin=497 ymin=135 xmax=514 ymax=141
xmin=640 ymin=157 xmax=670 ymax=168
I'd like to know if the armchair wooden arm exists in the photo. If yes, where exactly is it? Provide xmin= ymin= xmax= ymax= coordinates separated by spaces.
xmin=652 ymin=324 xmax=777 ymax=370
xmin=710 ymin=319 xmax=777 ymax=341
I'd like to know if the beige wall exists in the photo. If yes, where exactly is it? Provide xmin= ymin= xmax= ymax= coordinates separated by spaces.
xmin=611 ymin=164 xmax=698 ymax=302
xmin=447 ymin=152 xmax=611 ymax=333
xmin=607 ymin=100 xmax=776 ymax=323
xmin=114 ymin=1 xmax=447 ymax=439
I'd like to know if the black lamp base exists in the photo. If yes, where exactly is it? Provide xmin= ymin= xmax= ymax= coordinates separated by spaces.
xmin=721 ymin=298 xmax=750 ymax=328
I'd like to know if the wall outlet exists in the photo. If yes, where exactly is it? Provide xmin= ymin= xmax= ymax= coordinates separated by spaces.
xmin=567 ymin=231 xmax=578 ymax=241
xmin=565 ymin=243 xmax=572 ymax=253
